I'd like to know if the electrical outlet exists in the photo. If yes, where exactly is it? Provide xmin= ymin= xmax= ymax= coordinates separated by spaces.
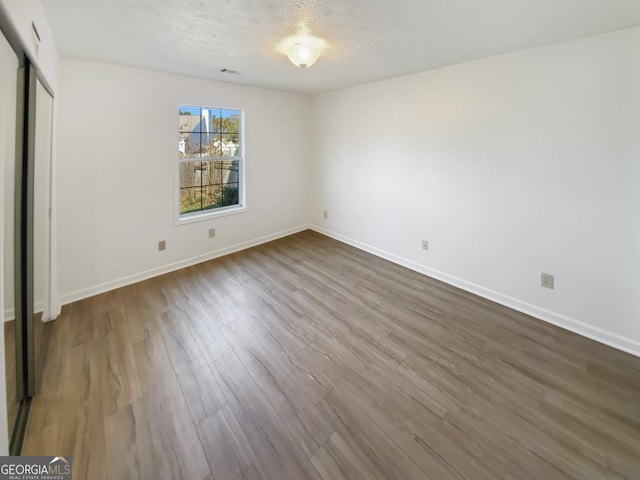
xmin=541 ymin=273 xmax=554 ymax=289
xmin=208 ymin=228 xmax=216 ymax=238
xmin=323 ymin=210 xmax=328 ymax=219
xmin=158 ymin=240 xmax=166 ymax=251
xmin=422 ymin=240 xmax=429 ymax=251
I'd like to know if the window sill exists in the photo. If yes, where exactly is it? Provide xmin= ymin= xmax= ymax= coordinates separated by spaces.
xmin=175 ymin=205 xmax=248 ymax=226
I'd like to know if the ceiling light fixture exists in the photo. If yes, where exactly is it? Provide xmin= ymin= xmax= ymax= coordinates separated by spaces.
xmin=278 ymin=35 xmax=328 ymax=69
xmin=287 ymin=41 xmax=320 ymax=68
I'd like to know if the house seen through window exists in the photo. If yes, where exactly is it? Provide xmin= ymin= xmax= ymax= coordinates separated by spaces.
xmin=178 ymin=104 xmax=243 ymax=217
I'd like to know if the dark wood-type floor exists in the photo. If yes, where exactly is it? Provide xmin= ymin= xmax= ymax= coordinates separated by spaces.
xmin=23 ymin=230 xmax=640 ymax=479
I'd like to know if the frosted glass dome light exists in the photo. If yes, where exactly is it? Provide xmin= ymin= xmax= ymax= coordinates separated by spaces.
xmin=287 ymin=42 xmax=321 ymax=68
xmin=278 ymin=35 xmax=327 ymax=69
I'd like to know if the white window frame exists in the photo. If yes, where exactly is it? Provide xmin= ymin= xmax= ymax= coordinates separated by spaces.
xmin=174 ymin=101 xmax=246 ymax=226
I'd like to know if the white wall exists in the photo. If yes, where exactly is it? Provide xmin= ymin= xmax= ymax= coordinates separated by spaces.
xmin=51 ymin=27 xmax=640 ymax=359
xmin=311 ymin=27 xmax=640 ymax=355
xmin=56 ymin=59 xmax=311 ymax=302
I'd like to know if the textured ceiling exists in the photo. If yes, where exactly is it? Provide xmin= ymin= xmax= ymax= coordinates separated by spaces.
xmin=42 ymin=0 xmax=640 ymax=94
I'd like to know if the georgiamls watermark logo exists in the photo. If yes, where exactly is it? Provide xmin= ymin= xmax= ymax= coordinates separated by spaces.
xmin=0 ymin=456 xmax=72 ymax=479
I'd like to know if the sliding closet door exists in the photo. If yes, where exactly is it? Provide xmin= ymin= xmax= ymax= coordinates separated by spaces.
xmin=0 ymin=28 xmax=20 ymax=451
xmin=0 ymin=9 xmax=55 ymax=452
xmin=32 ymin=76 xmax=53 ymax=392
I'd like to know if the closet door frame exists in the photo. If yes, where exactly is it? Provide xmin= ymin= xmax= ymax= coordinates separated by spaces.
xmin=0 ymin=7 xmax=55 ymax=455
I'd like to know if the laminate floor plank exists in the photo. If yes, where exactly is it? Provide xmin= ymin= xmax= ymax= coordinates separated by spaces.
xmin=133 ymin=332 xmax=183 ymax=400
xmin=433 ymin=417 xmax=539 ymax=480
xmin=310 ymin=443 xmax=350 ymax=480
xmin=104 ymin=399 xmax=159 ymax=480
xmin=332 ymin=379 xmax=459 ymax=480
xmin=440 ymin=410 xmax=566 ymax=480
xmin=22 ymin=313 xmax=71 ymax=453
xmin=55 ymin=340 xmax=107 ymax=480
xmin=311 ymin=431 xmax=389 ymax=480
xmin=402 ymin=350 xmax=610 ymax=478
xmin=319 ymin=388 xmax=456 ymax=480
xmin=126 ymin=300 xmax=161 ymax=345
xmin=175 ymin=361 xmax=226 ymax=425
xmin=144 ymin=390 xmax=211 ymax=480
xmin=137 ymin=276 xmax=174 ymax=315
xmin=221 ymin=316 xmax=333 ymax=405
xmin=100 ymin=307 xmax=142 ymax=417
xmin=197 ymin=405 xmax=267 ymax=480
xmin=310 ymin=333 xmax=449 ymax=421
xmin=211 ymin=353 xmax=323 ymax=480
xmin=540 ymin=392 xmax=640 ymax=459
xmin=607 ymin=453 xmax=640 ymax=480
xmin=22 ymin=230 xmax=640 ymax=480
xmin=179 ymin=301 xmax=232 ymax=363
xmin=230 ymin=343 xmax=332 ymax=456
xmin=453 ymin=387 xmax=609 ymax=479
xmin=157 ymin=307 xmax=208 ymax=370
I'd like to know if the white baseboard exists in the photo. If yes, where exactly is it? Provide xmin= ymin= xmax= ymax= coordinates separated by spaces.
xmin=311 ymin=225 xmax=640 ymax=358
xmin=59 ymin=224 xmax=310 ymax=307
xmin=54 ymin=223 xmax=640 ymax=358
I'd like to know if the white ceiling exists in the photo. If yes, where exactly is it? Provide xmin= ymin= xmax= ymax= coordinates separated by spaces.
xmin=42 ymin=0 xmax=640 ymax=94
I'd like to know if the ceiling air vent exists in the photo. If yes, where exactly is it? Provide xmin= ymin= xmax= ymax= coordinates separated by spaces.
xmin=219 ymin=68 xmax=241 ymax=75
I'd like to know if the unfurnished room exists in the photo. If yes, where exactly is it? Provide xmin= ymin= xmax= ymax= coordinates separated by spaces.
xmin=0 ymin=0 xmax=639 ymax=479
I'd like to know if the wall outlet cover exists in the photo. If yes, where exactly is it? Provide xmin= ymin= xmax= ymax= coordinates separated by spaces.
xmin=541 ymin=272 xmax=554 ymax=289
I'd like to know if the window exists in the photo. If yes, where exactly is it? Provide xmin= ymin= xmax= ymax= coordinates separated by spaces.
xmin=177 ymin=104 xmax=243 ymax=219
